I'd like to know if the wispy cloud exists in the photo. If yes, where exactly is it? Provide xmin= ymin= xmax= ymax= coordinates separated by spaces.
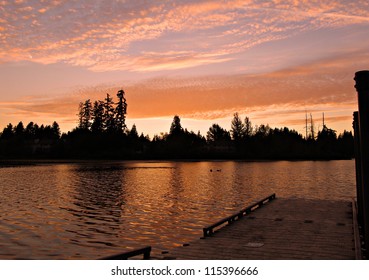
xmin=0 ymin=0 xmax=367 ymax=135
xmin=1 ymin=0 xmax=369 ymax=71
xmin=0 ymin=53 xmax=358 ymax=130
xmin=0 ymin=94 xmax=79 ymax=120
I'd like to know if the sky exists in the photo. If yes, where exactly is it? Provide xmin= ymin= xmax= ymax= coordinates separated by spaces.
xmin=1 ymin=0 xmax=369 ymax=138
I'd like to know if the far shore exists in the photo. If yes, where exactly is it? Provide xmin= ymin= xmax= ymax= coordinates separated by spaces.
xmin=0 ymin=157 xmax=354 ymax=168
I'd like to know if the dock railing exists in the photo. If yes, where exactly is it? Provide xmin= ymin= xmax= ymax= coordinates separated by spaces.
xmin=353 ymin=70 xmax=369 ymax=258
xmin=100 ymin=246 xmax=151 ymax=260
xmin=203 ymin=193 xmax=276 ymax=237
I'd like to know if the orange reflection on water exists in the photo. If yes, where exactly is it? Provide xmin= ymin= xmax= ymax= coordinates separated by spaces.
xmin=0 ymin=160 xmax=355 ymax=259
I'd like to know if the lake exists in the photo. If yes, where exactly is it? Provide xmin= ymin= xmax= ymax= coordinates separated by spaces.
xmin=0 ymin=160 xmax=356 ymax=259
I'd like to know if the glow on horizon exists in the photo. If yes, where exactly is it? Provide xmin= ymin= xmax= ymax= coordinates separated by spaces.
xmin=1 ymin=0 xmax=369 ymax=137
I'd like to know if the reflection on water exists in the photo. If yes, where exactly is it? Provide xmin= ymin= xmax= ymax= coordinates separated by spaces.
xmin=0 ymin=160 xmax=355 ymax=259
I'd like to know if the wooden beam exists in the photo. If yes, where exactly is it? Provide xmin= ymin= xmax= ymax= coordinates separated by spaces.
xmin=203 ymin=193 xmax=276 ymax=237
xmin=100 ymin=246 xmax=151 ymax=260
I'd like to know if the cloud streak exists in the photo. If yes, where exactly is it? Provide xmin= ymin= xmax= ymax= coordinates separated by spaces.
xmin=1 ymin=0 xmax=369 ymax=72
xmin=0 ymin=50 xmax=359 ymax=134
xmin=1 ymin=0 xmax=367 ymax=136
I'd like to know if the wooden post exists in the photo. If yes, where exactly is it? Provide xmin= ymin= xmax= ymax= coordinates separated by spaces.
xmin=353 ymin=111 xmax=364 ymax=231
xmin=143 ymin=247 xmax=151 ymax=260
xmin=354 ymin=70 xmax=369 ymax=257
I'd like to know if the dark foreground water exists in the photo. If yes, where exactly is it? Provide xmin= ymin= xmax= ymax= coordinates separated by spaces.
xmin=0 ymin=160 xmax=355 ymax=259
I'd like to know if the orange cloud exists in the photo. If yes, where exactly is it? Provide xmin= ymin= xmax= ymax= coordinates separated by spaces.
xmin=1 ymin=0 xmax=367 ymax=136
xmin=1 ymin=0 xmax=368 ymax=72
xmin=0 ymin=56 xmax=358 ymax=134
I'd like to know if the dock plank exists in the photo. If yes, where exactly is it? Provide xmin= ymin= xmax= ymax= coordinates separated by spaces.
xmin=156 ymin=198 xmax=355 ymax=260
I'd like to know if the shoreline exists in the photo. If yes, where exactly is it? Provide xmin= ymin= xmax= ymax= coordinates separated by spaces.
xmin=0 ymin=157 xmax=354 ymax=168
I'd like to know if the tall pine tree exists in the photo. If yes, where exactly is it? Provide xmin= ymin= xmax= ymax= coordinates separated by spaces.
xmin=115 ymin=89 xmax=127 ymax=133
xmin=91 ymin=100 xmax=104 ymax=133
xmin=231 ymin=113 xmax=245 ymax=141
xmin=77 ymin=99 xmax=92 ymax=130
xmin=104 ymin=94 xmax=116 ymax=132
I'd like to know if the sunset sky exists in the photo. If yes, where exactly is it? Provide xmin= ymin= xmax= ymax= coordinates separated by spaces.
xmin=1 ymin=0 xmax=369 ymax=137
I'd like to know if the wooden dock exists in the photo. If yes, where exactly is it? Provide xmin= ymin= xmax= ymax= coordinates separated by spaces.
xmin=155 ymin=197 xmax=356 ymax=260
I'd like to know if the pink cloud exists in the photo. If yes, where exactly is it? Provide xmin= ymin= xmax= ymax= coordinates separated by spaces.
xmin=0 ymin=0 xmax=367 ymax=136
xmin=1 ymin=0 xmax=368 ymax=72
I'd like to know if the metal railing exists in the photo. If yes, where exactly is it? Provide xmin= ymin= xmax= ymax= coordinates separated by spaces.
xmin=203 ymin=193 xmax=276 ymax=237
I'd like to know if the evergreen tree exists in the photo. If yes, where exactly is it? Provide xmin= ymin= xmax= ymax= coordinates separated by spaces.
xmin=83 ymin=99 xmax=92 ymax=130
xmin=77 ymin=102 xmax=83 ymax=129
xmin=33 ymin=123 xmax=40 ymax=138
xmin=129 ymin=124 xmax=139 ymax=139
xmin=77 ymin=100 xmax=92 ymax=130
xmin=115 ymin=89 xmax=127 ymax=133
xmin=25 ymin=122 xmax=36 ymax=138
xmin=104 ymin=93 xmax=116 ymax=132
xmin=169 ymin=115 xmax=183 ymax=136
xmin=1 ymin=123 xmax=14 ymax=139
xmin=52 ymin=121 xmax=61 ymax=139
xmin=207 ymin=124 xmax=231 ymax=142
xmin=15 ymin=121 xmax=25 ymax=136
xmin=317 ymin=125 xmax=337 ymax=142
xmin=231 ymin=113 xmax=245 ymax=141
xmin=244 ymin=116 xmax=253 ymax=138
xmin=255 ymin=124 xmax=270 ymax=139
xmin=337 ymin=130 xmax=354 ymax=158
xmin=91 ymin=100 xmax=104 ymax=133
xmin=37 ymin=124 xmax=45 ymax=139
xmin=43 ymin=125 xmax=54 ymax=139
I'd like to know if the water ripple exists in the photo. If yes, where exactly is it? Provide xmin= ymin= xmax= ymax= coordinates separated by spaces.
xmin=0 ymin=160 xmax=356 ymax=259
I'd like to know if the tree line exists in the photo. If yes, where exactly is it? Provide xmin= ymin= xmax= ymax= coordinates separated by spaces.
xmin=77 ymin=89 xmax=127 ymax=133
xmin=0 ymin=90 xmax=354 ymax=160
xmin=0 ymin=121 xmax=61 ymax=157
xmin=149 ymin=113 xmax=353 ymax=159
xmin=0 ymin=114 xmax=354 ymax=160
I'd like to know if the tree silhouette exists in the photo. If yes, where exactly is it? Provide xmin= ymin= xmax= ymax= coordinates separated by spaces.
xmin=52 ymin=121 xmax=61 ymax=139
xmin=1 ymin=123 xmax=14 ymax=139
xmin=128 ymin=124 xmax=139 ymax=139
xmin=0 ymin=121 xmax=62 ymax=157
xmin=244 ymin=116 xmax=253 ymax=138
xmin=91 ymin=100 xmax=104 ymax=133
xmin=25 ymin=122 xmax=37 ymax=138
xmin=115 ymin=89 xmax=127 ymax=133
xmin=77 ymin=102 xmax=83 ymax=129
xmin=317 ymin=125 xmax=337 ymax=142
xmin=254 ymin=124 xmax=271 ymax=139
xmin=207 ymin=123 xmax=231 ymax=143
xmin=315 ymin=125 xmax=339 ymax=158
xmin=75 ymin=90 xmax=128 ymax=134
xmin=78 ymin=99 xmax=92 ymax=130
xmin=104 ymin=94 xmax=116 ymax=132
xmin=231 ymin=112 xmax=245 ymax=141
xmin=0 ymin=102 xmax=355 ymax=160
xmin=169 ymin=115 xmax=183 ymax=136
xmin=15 ymin=121 xmax=25 ymax=137
xmin=337 ymin=130 xmax=354 ymax=158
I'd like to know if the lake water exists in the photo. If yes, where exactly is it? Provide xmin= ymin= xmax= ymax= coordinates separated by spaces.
xmin=0 ymin=160 xmax=356 ymax=259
